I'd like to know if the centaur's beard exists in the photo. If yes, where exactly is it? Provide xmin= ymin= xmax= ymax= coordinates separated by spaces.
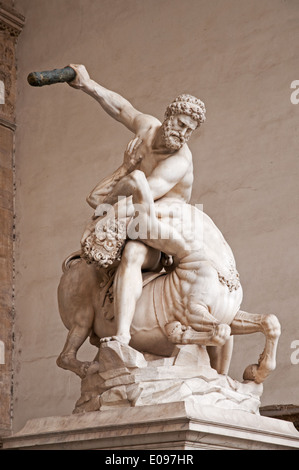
xmin=161 ymin=117 xmax=185 ymax=151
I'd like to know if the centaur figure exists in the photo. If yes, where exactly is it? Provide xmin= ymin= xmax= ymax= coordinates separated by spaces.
xmin=56 ymin=65 xmax=280 ymax=383
xmin=57 ymin=166 xmax=281 ymax=385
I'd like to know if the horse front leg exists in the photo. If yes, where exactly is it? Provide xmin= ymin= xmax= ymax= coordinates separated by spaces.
xmin=57 ymin=324 xmax=91 ymax=378
xmin=57 ymin=308 xmax=99 ymax=379
xmin=230 ymin=310 xmax=281 ymax=384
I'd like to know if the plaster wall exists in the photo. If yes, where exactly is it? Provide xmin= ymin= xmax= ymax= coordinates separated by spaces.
xmin=12 ymin=0 xmax=299 ymax=432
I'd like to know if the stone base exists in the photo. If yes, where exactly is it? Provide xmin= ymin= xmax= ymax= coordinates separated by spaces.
xmin=2 ymin=402 xmax=299 ymax=450
xmin=260 ymin=404 xmax=299 ymax=431
xmin=4 ymin=342 xmax=298 ymax=450
xmin=74 ymin=342 xmax=263 ymax=415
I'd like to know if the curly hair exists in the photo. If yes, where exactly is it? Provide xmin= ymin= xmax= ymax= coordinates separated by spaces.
xmin=164 ymin=94 xmax=206 ymax=127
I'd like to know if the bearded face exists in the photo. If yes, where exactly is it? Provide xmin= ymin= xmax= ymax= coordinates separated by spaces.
xmin=161 ymin=114 xmax=198 ymax=151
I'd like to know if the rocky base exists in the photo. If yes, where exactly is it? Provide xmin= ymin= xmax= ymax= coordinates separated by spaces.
xmin=74 ymin=342 xmax=263 ymax=415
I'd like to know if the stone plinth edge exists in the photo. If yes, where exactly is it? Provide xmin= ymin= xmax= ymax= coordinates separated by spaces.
xmin=2 ymin=402 xmax=299 ymax=450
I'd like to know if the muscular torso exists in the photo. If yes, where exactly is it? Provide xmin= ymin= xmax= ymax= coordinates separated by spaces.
xmin=134 ymin=119 xmax=194 ymax=203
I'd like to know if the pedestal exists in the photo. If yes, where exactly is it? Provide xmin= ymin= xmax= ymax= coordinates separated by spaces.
xmin=4 ymin=343 xmax=299 ymax=450
xmin=2 ymin=402 xmax=299 ymax=450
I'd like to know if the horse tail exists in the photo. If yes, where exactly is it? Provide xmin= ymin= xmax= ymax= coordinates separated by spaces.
xmin=62 ymin=250 xmax=82 ymax=273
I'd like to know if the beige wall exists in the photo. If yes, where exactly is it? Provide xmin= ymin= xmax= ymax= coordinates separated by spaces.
xmin=12 ymin=0 xmax=299 ymax=432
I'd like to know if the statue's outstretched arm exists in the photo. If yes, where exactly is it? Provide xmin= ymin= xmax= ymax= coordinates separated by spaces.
xmin=68 ymin=64 xmax=144 ymax=133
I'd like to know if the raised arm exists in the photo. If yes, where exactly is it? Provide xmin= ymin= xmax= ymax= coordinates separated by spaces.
xmin=68 ymin=64 xmax=144 ymax=133
xmin=86 ymin=165 xmax=127 ymax=209
xmin=87 ymin=137 xmax=143 ymax=208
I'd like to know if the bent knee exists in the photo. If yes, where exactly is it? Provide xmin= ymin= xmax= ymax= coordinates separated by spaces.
xmin=261 ymin=314 xmax=281 ymax=338
xmin=130 ymin=169 xmax=147 ymax=185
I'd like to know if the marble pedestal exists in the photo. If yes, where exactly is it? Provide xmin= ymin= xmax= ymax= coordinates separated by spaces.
xmin=4 ymin=343 xmax=299 ymax=450
xmin=2 ymin=402 xmax=299 ymax=450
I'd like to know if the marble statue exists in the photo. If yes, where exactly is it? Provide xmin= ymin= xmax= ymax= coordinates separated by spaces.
xmin=52 ymin=65 xmax=281 ymax=412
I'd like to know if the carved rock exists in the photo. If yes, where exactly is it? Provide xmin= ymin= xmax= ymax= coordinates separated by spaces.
xmin=73 ymin=342 xmax=262 ymax=415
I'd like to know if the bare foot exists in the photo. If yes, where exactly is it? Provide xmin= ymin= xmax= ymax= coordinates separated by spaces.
xmin=100 ymin=334 xmax=131 ymax=345
xmin=85 ymin=361 xmax=100 ymax=376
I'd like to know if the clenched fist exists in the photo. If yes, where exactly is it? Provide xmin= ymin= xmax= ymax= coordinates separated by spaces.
xmin=67 ymin=64 xmax=91 ymax=89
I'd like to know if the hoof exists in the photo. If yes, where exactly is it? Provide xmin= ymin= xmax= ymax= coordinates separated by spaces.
xmin=243 ymin=363 xmax=259 ymax=382
xmin=79 ymin=361 xmax=96 ymax=379
xmin=85 ymin=361 xmax=100 ymax=376
xmin=56 ymin=354 xmax=96 ymax=380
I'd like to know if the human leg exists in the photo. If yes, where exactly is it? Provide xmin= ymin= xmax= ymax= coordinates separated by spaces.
xmin=101 ymin=240 xmax=160 ymax=344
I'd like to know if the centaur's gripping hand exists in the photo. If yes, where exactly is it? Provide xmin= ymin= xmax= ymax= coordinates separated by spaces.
xmin=27 ymin=66 xmax=77 ymax=87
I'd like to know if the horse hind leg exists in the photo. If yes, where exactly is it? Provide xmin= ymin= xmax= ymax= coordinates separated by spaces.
xmin=230 ymin=310 xmax=281 ymax=384
xmin=165 ymin=302 xmax=232 ymax=348
xmin=165 ymin=322 xmax=231 ymax=347
xmin=57 ymin=320 xmax=99 ymax=379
